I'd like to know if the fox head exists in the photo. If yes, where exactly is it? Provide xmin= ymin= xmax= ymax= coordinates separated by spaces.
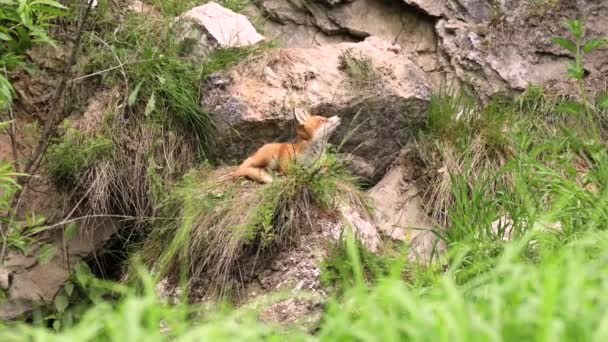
xmin=294 ymin=108 xmax=341 ymax=143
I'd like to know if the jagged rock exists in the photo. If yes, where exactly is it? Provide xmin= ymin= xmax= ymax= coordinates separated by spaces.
xmin=402 ymin=0 xmax=444 ymax=17
xmin=435 ymin=15 xmax=573 ymax=98
xmin=178 ymin=2 xmax=265 ymax=60
xmin=338 ymin=204 xmax=381 ymax=252
xmin=452 ymin=0 xmax=492 ymax=22
xmin=259 ymin=0 xmax=437 ymax=53
xmin=251 ymin=0 xmax=442 ymax=86
xmin=0 ymin=268 xmax=9 ymax=290
xmin=328 ymin=0 xmax=437 ymax=52
xmin=248 ymin=0 xmax=608 ymax=99
xmin=244 ymin=2 xmax=355 ymax=48
xmin=367 ymin=157 xmax=444 ymax=261
xmin=435 ymin=1 xmax=608 ymax=99
xmin=318 ymin=0 xmax=353 ymax=6
xmin=261 ymin=0 xmax=309 ymax=25
xmin=203 ymin=36 xmax=431 ymax=182
xmin=268 ymin=21 xmax=358 ymax=48
xmin=337 ymin=153 xmax=375 ymax=179
xmin=0 ymin=219 xmax=117 ymax=320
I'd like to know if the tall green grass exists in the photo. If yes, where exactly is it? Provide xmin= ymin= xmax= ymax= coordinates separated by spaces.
xmin=318 ymin=230 xmax=608 ymax=341
xmin=3 ymin=224 xmax=608 ymax=341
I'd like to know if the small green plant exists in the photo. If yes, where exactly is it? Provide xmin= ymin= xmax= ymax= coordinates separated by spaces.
xmin=81 ymin=9 xmax=271 ymax=157
xmin=338 ymin=49 xmax=379 ymax=90
xmin=216 ymin=0 xmax=251 ymax=13
xmin=136 ymin=0 xmax=251 ymax=17
xmin=82 ymin=11 xmax=214 ymax=155
xmin=320 ymin=236 xmax=403 ymax=294
xmin=0 ymin=121 xmax=35 ymax=256
xmin=46 ymin=124 xmax=114 ymax=188
xmin=551 ymin=19 xmax=608 ymax=131
xmin=32 ymin=261 xmax=119 ymax=331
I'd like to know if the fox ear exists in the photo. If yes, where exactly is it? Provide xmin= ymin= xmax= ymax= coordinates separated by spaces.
xmin=294 ymin=108 xmax=310 ymax=125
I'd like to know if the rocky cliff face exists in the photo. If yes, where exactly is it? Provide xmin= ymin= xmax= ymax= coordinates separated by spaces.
xmin=245 ymin=0 xmax=607 ymax=99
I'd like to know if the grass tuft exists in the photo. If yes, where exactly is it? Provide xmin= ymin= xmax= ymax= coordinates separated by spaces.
xmin=140 ymin=151 xmax=366 ymax=298
xmin=407 ymin=86 xmax=515 ymax=224
xmin=47 ymin=124 xmax=114 ymax=189
xmin=338 ymin=48 xmax=380 ymax=90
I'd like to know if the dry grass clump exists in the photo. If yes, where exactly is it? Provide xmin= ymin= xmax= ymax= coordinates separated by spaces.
xmin=234 ymin=48 xmax=304 ymax=81
xmin=338 ymin=48 xmax=380 ymax=90
xmin=141 ymin=154 xmax=368 ymax=298
xmin=54 ymin=108 xmax=196 ymax=232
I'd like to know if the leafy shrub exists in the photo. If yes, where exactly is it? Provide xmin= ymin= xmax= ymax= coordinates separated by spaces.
xmin=551 ymin=19 xmax=608 ymax=133
xmin=0 ymin=0 xmax=66 ymax=109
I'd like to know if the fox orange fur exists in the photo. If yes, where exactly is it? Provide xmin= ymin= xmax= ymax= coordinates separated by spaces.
xmin=232 ymin=109 xmax=341 ymax=184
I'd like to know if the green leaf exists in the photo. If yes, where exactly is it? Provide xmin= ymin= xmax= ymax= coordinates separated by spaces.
xmin=26 ymin=212 xmax=46 ymax=228
xmin=43 ymin=313 xmax=57 ymax=320
xmin=52 ymin=320 xmax=61 ymax=331
xmin=29 ymin=26 xmax=55 ymax=46
xmin=30 ymin=0 xmax=67 ymax=9
xmin=0 ymin=32 xmax=11 ymax=41
xmin=551 ymin=37 xmax=576 ymax=53
xmin=64 ymin=282 xmax=74 ymax=297
xmin=144 ymin=92 xmax=156 ymax=117
xmin=127 ymin=82 xmax=142 ymax=107
xmin=74 ymin=261 xmax=92 ymax=285
xmin=583 ymin=38 xmax=608 ymax=53
xmin=0 ymin=120 xmax=15 ymax=130
xmin=597 ymin=92 xmax=608 ymax=110
xmin=566 ymin=61 xmax=584 ymax=80
xmin=54 ymin=293 xmax=69 ymax=313
xmin=564 ymin=19 xmax=583 ymax=39
xmin=64 ymin=222 xmax=79 ymax=242
xmin=557 ymin=100 xmax=584 ymax=115
xmin=565 ymin=165 xmax=577 ymax=178
xmin=37 ymin=243 xmax=57 ymax=265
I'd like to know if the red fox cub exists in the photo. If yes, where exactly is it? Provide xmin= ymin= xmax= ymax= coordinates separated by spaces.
xmin=232 ymin=109 xmax=341 ymax=184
